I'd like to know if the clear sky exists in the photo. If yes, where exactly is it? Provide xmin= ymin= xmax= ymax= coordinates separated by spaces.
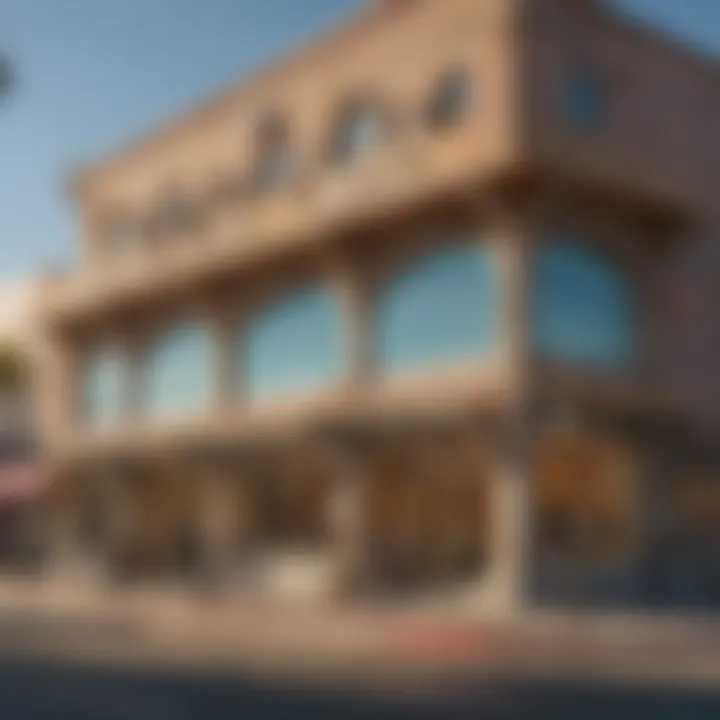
xmin=0 ymin=0 xmax=717 ymax=281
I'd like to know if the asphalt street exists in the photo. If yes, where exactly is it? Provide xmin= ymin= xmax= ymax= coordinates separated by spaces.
xmin=1 ymin=657 xmax=720 ymax=719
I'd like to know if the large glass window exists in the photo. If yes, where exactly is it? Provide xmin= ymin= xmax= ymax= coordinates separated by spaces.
xmin=534 ymin=241 xmax=633 ymax=369
xmin=143 ymin=321 xmax=213 ymax=419
xmin=243 ymin=286 xmax=342 ymax=402
xmin=82 ymin=347 xmax=126 ymax=428
xmin=376 ymin=241 xmax=497 ymax=373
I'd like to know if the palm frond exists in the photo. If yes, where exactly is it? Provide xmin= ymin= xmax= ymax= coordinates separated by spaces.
xmin=0 ymin=341 xmax=30 ymax=391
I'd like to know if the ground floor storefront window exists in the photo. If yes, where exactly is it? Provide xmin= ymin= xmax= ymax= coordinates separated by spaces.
xmin=534 ymin=429 xmax=639 ymax=606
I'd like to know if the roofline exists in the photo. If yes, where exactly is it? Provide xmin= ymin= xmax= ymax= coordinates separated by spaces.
xmin=69 ymin=1 xmax=420 ymax=199
xmin=69 ymin=0 xmax=720 ymax=199
xmin=599 ymin=0 xmax=720 ymax=78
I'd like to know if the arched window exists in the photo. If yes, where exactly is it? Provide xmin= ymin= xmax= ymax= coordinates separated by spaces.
xmin=425 ymin=69 xmax=474 ymax=129
xmin=251 ymin=113 xmax=292 ymax=191
xmin=143 ymin=320 xmax=213 ymax=419
xmin=149 ymin=187 xmax=203 ymax=240
xmin=207 ymin=171 xmax=246 ymax=207
xmin=534 ymin=241 xmax=633 ymax=369
xmin=376 ymin=241 xmax=497 ymax=373
xmin=329 ymin=100 xmax=386 ymax=163
xmin=100 ymin=212 xmax=142 ymax=257
xmin=243 ymin=286 xmax=342 ymax=402
xmin=82 ymin=347 xmax=126 ymax=428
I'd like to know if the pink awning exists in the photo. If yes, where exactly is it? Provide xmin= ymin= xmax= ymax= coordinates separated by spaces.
xmin=0 ymin=461 xmax=48 ymax=507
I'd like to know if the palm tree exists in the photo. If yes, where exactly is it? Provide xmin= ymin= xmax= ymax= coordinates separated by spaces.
xmin=0 ymin=341 xmax=30 ymax=398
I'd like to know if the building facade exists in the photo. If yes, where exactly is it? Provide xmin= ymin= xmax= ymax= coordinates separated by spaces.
xmin=0 ymin=279 xmax=50 ymax=569
xmin=40 ymin=0 xmax=720 ymax=610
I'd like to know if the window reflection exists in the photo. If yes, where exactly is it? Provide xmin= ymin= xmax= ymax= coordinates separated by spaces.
xmin=376 ymin=241 xmax=497 ymax=373
xmin=82 ymin=347 xmax=126 ymax=428
xmin=143 ymin=321 xmax=213 ymax=419
xmin=534 ymin=241 xmax=633 ymax=369
xmin=243 ymin=286 xmax=342 ymax=402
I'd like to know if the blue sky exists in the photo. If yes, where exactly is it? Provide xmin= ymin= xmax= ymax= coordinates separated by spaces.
xmin=0 ymin=0 xmax=717 ymax=281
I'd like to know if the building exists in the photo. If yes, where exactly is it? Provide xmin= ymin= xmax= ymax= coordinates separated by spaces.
xmin=39 ymin=0 xmax=720 ymax=610
xmin=0 ymin=278 xmax=49 ymax=569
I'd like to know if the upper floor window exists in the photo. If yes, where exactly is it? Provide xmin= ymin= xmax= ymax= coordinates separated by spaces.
xmin=242 ymin=286 xmax=343 ymax=402
xmin=425 ymin=69 xmax=474 ymax=129
xmin=149 ymin=188 xmax=203 ymax=241
xmin=329 ymin=100 xmax=387 ymax=163
xmin=207 ymin=172 xmax=246 ymax=210
xmin=533 ymin=240 xmax=634 ymax=370
xmin=100 ymin=213 xmax=142 ymax=257
xmin=564 ymin=68 xmax=604 ymax=130
xmin=250 ymin=112 xmax=293 ymax=192
xmin=81 ymin=347 xmax=126 ymax=428
xmin=142 ymin=320 xmax=213 ymax=419
xmin=375 ymin=240 xmax=497 ymax=374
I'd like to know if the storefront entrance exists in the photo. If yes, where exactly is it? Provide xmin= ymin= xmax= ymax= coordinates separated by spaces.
xmin=534 ymin=428 xmax=638 ymax=605
xmin=365 ymin=442 xmax=488 ymax=594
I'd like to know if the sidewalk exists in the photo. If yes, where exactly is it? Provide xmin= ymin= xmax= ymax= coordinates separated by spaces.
xmin=0 ymin=577 xmax=719 ymax=687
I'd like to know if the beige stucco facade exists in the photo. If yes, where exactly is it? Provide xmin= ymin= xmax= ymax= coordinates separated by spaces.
xmin=38 ymin=0 xmax=720 ymax=611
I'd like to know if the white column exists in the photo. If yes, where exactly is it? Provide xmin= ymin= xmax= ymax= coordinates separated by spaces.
xmin=332 ymin=266 xmax=373 ymax=395
xmin=327 ymin=451 xmax=367 ymax=598
xmin=121 ymin=329 xmax=148 ymax=423
xmin=48 ymin=469 xmax=83 ymax=581
xmin=480 ymin=210 xmax=535 ymax=614
xmin=197 ymin=469 xmax=243 ymax=587
xmin=210 ymin=311 xmax=238 ymax=413
xmin=98 ymin=467 xmax=136 ymax=578
xmin=480 ymin=434 xmax=533 ymax=614
xmin=39 ymin=331 xmax=77 ymax=454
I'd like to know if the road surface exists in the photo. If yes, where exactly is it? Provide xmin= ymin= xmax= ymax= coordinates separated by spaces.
xmin=1 ymin=657 xmax=720 ymax=719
